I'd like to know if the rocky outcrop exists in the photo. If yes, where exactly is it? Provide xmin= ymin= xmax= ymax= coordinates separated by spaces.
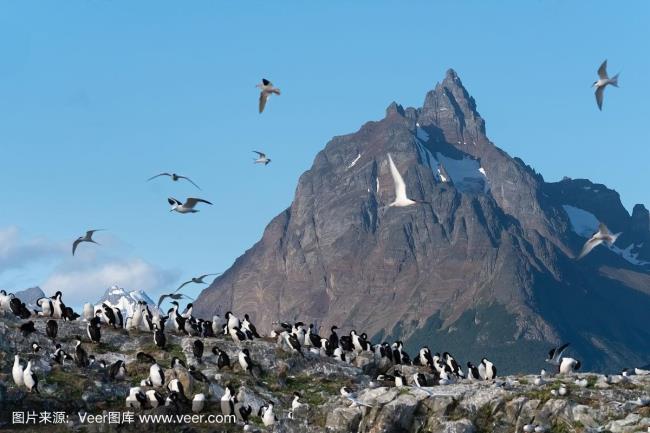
xmin=1 ymin=315 xmax=649 ymax=433
xmin=195 ymin=69 xmax=650 ymax=373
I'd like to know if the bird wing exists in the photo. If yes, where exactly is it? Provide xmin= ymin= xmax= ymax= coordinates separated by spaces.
xmin=598 ymin=223 xmax=610 ymax=236
xmin=262 ymin=78 xmax=271 ymax=86
xmin=176 ymin=176 xmax=202 ymax=190
xmin=595 ymin=86 xmax=604 ymax=111
xmin=168 ymin=197 xmax=181 ymax=206
xmin=556 ymin=343 xmax=570 ymax=359
xmin=157 ymin=294 xmax=169 ymax=308
xmin=185 ymin=197 xmax=213 ymax=207
xmin=72 ymin=238 xmax=82 ymax=255
xmin=387 ymin=154 xmax=408 ymax=202
xmin=174 ymin=280 xmax=192 ymax=293
xmin=197 ymin=273 xmax=221 ymax=282
xmin=148 ymin=173 xmax=172 ymax=181
xmin=253 ymin=151 xmax=266 ymax=158
xmin=86 ymin=229 xmax=103 ymax=239
xmin=577 ymin=237 xmax=602 ymax=259
xmin=259 ymin=92 xmax=268 ymax=113
xmin=597 ymin=60 xmax=608 ymax=79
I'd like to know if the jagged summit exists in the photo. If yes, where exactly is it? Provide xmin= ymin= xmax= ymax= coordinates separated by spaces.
xmin=195 ymin=69 xmax=650 ymax=373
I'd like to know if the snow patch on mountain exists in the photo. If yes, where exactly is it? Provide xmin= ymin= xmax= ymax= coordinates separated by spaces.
xmin=435 ymin=153 xmax=488 ymax=193
xmin=94 ymin=285 xmax=159 ymax=319
xmin=563 ymin=205 xmax=600 ymax=238
xmin=609 ymin=244 xmax=650 ymax=266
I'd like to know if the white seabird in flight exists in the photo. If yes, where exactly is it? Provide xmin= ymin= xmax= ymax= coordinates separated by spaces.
xmin=387 ymin=153 xmax=427 ymax=207
xmin=577 ymin=223 xmax=621 ymax=259
xmin=592 ymin=60 xmax=619 ymax=111
xmin=175 ymin=273 xmax=222 ymax=292
xmin=148 ymin=173 xmax=201 ymax=190
xmin=168 ymin=197 xmax=212 ymax=214
xmin=256 ymin=78 xmax=281 ymax=113
xmin=253 ymin=151 xmax=271 ymax=165
xmin=72 ymin=229 xmax=103 ymax=256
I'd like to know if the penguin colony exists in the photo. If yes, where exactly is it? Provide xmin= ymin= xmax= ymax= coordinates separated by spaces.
xmin=3 ymin=288 xmax=649 ymax=430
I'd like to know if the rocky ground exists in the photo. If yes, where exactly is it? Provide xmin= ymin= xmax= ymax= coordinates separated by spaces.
xmin=1 ymin=314 xmax=649 ymax=433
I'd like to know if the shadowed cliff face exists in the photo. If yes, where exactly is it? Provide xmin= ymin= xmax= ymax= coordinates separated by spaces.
xmin=195 ymin=69 xmax=650 ymax=373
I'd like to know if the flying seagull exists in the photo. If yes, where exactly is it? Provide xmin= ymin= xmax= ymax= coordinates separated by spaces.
xmin=157 ymin=293 xmax=194 ymax=308
xmin=546 ymin=343 xmax=570 ymax=366
xmin=72 ymin=230 xmax=103 ymax=256
xmin=168 ymin=197 xmax=212 ymax=214
xmin=387 ymin=153 xmax=428 ymax=207
xmin=256 ymin=78 xmax=281 ymax=113
xmin=593 ymin=60 xmax=619 ymax=110
xmin=175 ymin=273 xmax=222 ymax=292
xmin=147 ymin=173 xmax=201 ymax=190
xmin=577 ymin=223 xmax=621 ymax=259
xmin=253 ymin=151 xmax=271 ymax=165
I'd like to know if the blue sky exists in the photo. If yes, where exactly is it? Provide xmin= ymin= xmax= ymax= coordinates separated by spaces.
xmin=1 ymin=1 xmax=648 ymax=307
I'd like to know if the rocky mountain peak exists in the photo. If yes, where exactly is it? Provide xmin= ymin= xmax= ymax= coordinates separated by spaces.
xmin=419 ymin=69 xmax=487 ymax=147
xmin=195 ymin=69 xmax=650 ymax=373
xmin=631 ymin=204 xmax=649 ymax=233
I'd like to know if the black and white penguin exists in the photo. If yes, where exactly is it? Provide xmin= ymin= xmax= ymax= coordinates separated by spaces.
xmin=237 ymin=404 xmax=252 ymax=423
xmin=146 ymin=389 xmax=165 ymax=408
xmin=242 ymin=314 xmax=261 ymax=339
xmin=320 ymin=337 xmax=334 ymax=357
xmin=479 ymin=358 xmax=497 ymax=380
xmin=394 ymin=370 xmax=405 ymax=387
xmin=413 ymin=372 xmax=428 ymax=387
xmin=109 ymin=360 xmax=127 ymax=381
xmin=100 ymin=303 xmax=116 ymax=327
xmin=153 ymin=323 xmax=166 ymax=349
xmin=202 ymin=321 xmax=215 ymax=338
xmin=230 ymin=326 xmax=247 ymax=343
xmin=238 ymin=348 xmax=254 ymax=376
xmin=192 ymin=339 xmax=204 ymax=363
xmin=74 ymin=340 xmax=89 ymax=367
xmin=339 ymin=332 xmax=354 ymax=352
xmin=333 ymin=347 xmax=346 ymax=362
xmin=23 ymin=360 xmax=39 ymax=393
xmin=150 ymin=362 xmax=165 ymax=388
xmin=443 ymin=352 xmax=463 ymax=377
xmin=51 ymin=343 xmax=72 ymax=365
xmin=20 ymin=321 xmax=36 ymax=338
xmin=168 ymin=354 xmax=183 ymax=367
xmin=221 ymin=385 xmax=235 ymax=416
xmin=36 ymin=297 xmax=53 ymax=317
xmin=285 ymin=332 xmax=304 ymax=357
xmin=51 ymin=291 xmax=64 ymax=319
xmin=212 ymin=346 xmax=231 ymax=370
xmin=225 ymin=311 xmax=240 ymax=334
xmin=307 ymin=324 xmax=322 ymax=347
xmin=112 ymin=306 xmax=123 ymax=328
xmin=188 ymin=365 xmax=210 ymax=383
xmin=328 ymin=326 xmax=339 ymax=349
xmin=167 ymin=378 xmax=189 ymax=402
xmin=87 ymin=314 xmax=102 ymax=343
xmin=467 ymin=362 xmax=481 ymax=380
xmin=261 ymin=403 xmax=277 ymax=427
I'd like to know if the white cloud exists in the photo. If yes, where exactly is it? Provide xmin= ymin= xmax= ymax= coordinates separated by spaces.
xmin=0 ymin=226 xmax=66 ymax=274
xmin=42 ymin=258 xmax=178 ymax=304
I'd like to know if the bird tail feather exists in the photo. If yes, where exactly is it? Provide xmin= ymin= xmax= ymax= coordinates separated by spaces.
xmin=609 ymin=73 xmax=620 ymax=87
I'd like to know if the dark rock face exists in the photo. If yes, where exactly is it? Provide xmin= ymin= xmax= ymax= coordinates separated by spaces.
xmin=195 ymin=70 xmax=650 ymax=373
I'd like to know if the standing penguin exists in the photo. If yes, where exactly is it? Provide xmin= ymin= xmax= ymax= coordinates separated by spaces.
xmin=109 ymin=360 xmax=127 ymax=381
xmin=192 ymin=339 xmax=204 ymax=363
xmin=478 ymin=358 xmax=497 ymax=380
xmin=221 ymin=385 xmax=235 ymax=416
xmin=87 ymin=314 xmax=102 ymax=343
xmin=23 ymin=361 xmax=39 ymax=393
xmin=212 ymin=346 xmax=231 ymax=370
xmin=467 ymin=362 xmax=481 ymax=380
xmin=153 ymin=323 xmax=166 ymax=349
xmin=12 ymin=355 xmax=24 ymax=386
xmin=238 ymin=348 xmax=254 ymax=376
xmin=74 ymin=340 xmax=89 ymax=367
